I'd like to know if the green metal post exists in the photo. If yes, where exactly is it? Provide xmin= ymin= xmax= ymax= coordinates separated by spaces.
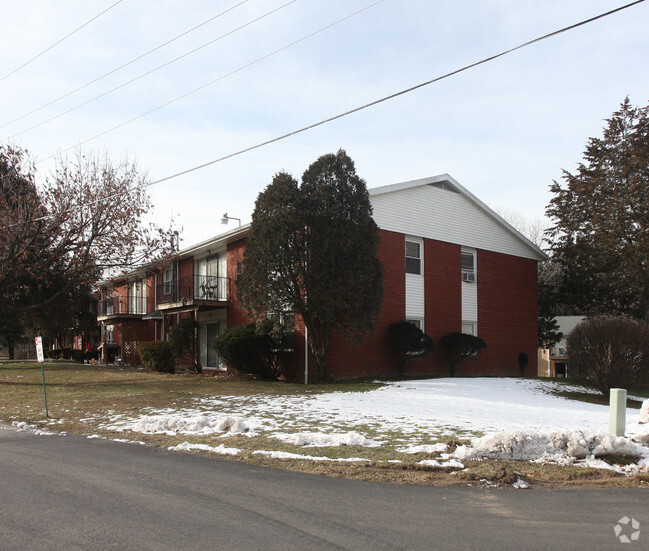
xmin=40 ymin=361 xmax=49 ymax=419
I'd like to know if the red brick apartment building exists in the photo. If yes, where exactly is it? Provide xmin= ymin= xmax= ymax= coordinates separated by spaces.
xmin=96 ymin=175 xmax=546 ymax=381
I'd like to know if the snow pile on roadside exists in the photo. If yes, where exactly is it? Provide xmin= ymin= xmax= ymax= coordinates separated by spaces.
xmin=168 ymin=441 xmax=241 ymax=455
xmin=12 ymin=421 xmax=56 ymax=436
xmin=454 ymin=429 xmax=649 ymax=472
xmin=272 ymin=431 xmax=380 ymax=447
xmin=130 ymin=414 xmax=249 ymax=436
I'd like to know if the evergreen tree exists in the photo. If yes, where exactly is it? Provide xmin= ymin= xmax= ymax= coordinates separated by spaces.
xmin=546 ymin=98 xmax=649 ymax=318
xmin=238 ymin=150 xmax=383 ymax=382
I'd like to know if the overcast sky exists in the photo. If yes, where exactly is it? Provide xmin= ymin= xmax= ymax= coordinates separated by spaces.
xmin=1 ymin=0 xmax=647 ymax=246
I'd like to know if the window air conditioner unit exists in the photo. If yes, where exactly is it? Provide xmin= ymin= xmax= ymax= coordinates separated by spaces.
xmin=462 ymin=271 xmax=475 ymax=283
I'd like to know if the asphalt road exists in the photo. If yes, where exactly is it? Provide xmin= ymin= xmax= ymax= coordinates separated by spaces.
xmin=0 ymin=426 xmax=646 ymax=550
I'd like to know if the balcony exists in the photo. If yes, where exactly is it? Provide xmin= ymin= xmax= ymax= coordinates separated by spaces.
xmin=156 ymin=275 xmax=229 ymax=310
xmin=97 ymin=295 xmax=147 ymax=321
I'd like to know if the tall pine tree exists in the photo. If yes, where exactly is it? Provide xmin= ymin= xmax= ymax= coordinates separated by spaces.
xmin=546 ymin=98 xmax=649 ymax=318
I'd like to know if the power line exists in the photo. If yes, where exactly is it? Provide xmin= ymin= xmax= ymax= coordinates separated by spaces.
xmin=0 ymin=0 xmax=124 ymax=83
xmin=144 ymin=0 xmax=648 ymax=186
xmin=0 ymin=0 xmax=249 ymax=130
xmin=11 ymin=0 xmax=297 ymax=138
xmin=1 ymin=0 xmax=645 ymax=228
xmin=36 ymin=0 xmax=386 ymax=163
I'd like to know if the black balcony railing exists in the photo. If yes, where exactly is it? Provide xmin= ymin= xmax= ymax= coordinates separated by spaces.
xmin=156 ymin=275 xmax=229 ymax=305
xmin=98 ymin=295 xmax=147 ymax=316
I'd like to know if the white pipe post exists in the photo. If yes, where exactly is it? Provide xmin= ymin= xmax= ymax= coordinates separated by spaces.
xmin=609 ymin=388 xmax=627 ymax=436
xmin=304 ymin=323 xmax=309 ymax=385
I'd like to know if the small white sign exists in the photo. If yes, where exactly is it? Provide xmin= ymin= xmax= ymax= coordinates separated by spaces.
xmin=35 ymin=336 xmax=44 ymax=363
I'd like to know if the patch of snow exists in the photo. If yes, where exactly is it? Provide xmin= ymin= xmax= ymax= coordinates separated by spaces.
xmin=127 ymin=414 xmax=249 ymax=436
xmin=252 ymin=450 xmax=369 ymax=462
xmin=397 ymin=443 xmax=447 ymax=454
xmin=168 ymin=442 xmax=240 ymax=455
xmin=112 ymin=438 xmax=146 ymax=445
xmin=512 ymin=478 xmax=530 ymax=489
xmin=417 ymin=458 xmax=465 ymax=468
xmin=639 ymin=399 xmax=649 ymax=424
xmin=272 ymin=431 xmax=379 ymax=447
xmin=454 ymin=429 xmax=649 ymax=474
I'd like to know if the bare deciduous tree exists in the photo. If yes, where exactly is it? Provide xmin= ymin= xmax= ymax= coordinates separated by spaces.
xmin=1 ymin=145 xmax=174 ymax=334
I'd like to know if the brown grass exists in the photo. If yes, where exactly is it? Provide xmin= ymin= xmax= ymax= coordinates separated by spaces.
xmin=2 ymin=362 xmax=648 ymax=490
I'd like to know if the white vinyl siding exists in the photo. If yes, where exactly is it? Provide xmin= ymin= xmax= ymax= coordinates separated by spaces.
xmin=405 ymin=237 xmax=424 ymax=320
xmin=371 ymin=181 xmax=542 ymax=260
xmin=461 ymin=248 xmax=477 ymax=329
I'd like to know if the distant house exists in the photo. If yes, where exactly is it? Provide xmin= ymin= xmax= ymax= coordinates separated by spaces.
xmin=96 ymin=174 xmax=546 ymax=381
xmin=537 ymin=316 xmax=587 ymax=377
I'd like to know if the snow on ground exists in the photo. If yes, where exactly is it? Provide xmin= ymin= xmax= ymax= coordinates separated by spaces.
xmin=92 ymin=378 xmax=649 ymax=474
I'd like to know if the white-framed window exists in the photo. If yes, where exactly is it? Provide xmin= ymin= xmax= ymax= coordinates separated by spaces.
xmin=405 ymin=238 xmax=422 ymax=275
xmin=407 ymin=318 xmax=424 ymax=331
xmin=461 ymin=249 xmax=476 ymax=283
xmin=163 ymin=268 xmax=173 ymax=294
xmin=129 ymin=279 xmax=146 ymax=314
xmin=462 ymin=321 xmax=477 ymax=336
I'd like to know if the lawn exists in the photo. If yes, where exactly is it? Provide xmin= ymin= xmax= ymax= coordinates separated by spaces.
xmin=2 ymin=361 xmax=648 ymax=489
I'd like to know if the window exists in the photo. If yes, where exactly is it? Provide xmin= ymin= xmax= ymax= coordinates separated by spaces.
xmin=163 ymin=269 xmax=173 ymax=294
xmin=236 ymin=261 xmax=243 ymax=281
xmin=130 ymin=279 xmax=146 ymax=314
xmin=462 ymin=322 xmax=476 ymax=336
xmin=405 ymin=240 xmax=422 ymax=275
xmin=407 ymin=319 xmax=423 ymax=331
xmin=461 ymin=250 xmax=476 ymax=283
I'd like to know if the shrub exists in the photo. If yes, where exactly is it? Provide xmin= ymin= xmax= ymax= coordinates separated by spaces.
xmin=138 ymin=341 xmax=175 ymax=373
xmin=62 ymin=347 xmax=73 ymax=359
xmin=387 ymin=321 xmax=435 ymax=377
xmin=518 ymin=352 xmax=529 ymax=376
xmin=439 ymin=332 xmax=486 ymax=377
xmin=213 ymin=320 xmax=283 ymax=380
xmin=169 ymin=318 xmax=201 ymax=373
xmin=46 ymin=348 xmax=62 ymax=359
xmin=567 ymin=315 xmax=649 ymax=395
xmin=72 ymin=349 xmax=86 ymax=362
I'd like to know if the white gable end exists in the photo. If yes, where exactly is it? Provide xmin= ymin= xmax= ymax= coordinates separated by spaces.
xmin=370 ymin=177 xmax=545 ymax=261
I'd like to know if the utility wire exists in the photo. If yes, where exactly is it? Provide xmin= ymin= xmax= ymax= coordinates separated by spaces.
xmin=143 ymin=0 xmax=649 ymax=187
xmin=0 ymin=0 xmax=124 ymax=83
xmin=0 ymin=0 xmax=249 ymax=129
xmin=38 ymin=0 xmax=386 ymax=163
xmin=12 ymin=0 xmax=297 ymax=138
xmin=1 ymin=0 xmax=645 ymax=227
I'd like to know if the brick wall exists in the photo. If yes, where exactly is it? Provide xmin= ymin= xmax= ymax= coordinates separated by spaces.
xmin=471 ymin=249 xmax=538 ymax=377
xmin=226 ymin=238 xmax=252 ymax=328
xmin=327 ymin=229 xmax=405 ymax=380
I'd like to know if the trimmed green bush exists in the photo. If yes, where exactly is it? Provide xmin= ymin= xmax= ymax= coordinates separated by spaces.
xmin=138 ymin=341 xmax=175 ymax=373
xmin=213 ymin=320 xmax=283 ymax=380
xmin=439 ymin=332 xmax=486 ymax=377
xmin=387 ymin=321 xmax=435 ymax=377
